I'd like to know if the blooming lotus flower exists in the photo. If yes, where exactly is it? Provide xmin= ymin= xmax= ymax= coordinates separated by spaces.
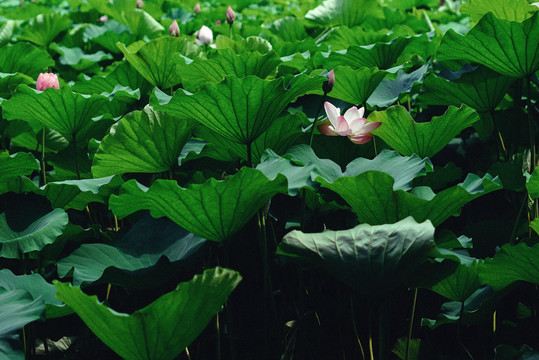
xmin=194 ymin=2 xmax=201 ymax=14
xmin=318 ymin=102 xmax=381 ymax=144
xmin=36 ymin=73 xmax=59 ymax=91
xmin=226 ymin=6 xmax=236 ymax=24
xmin=195 ymin=25 xmax=213 ymax=46
xmin=169 ymin=20 xmax=180 ymax=37
xmin=136 ymin=0 xmax=143 ymax=7
xmin=99 ymin=15 xmax=108 ymax=23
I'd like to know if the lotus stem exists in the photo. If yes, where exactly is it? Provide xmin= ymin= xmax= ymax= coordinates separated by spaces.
xmin=458 ymin=300 xmax=474 ymax=360
xmin=106 ymin=283 xmax=112 ymax=301
xmin=41 ymin=128 xmax=47 ymax=185
xmin=308 ymin=92 xmax=328 ymax=147
xmin=373 ymin=137 xmax=378 ymax=156
xmin=405 ymin=288 xmax=419 ymax=360
xmin=216 ymin=312 xmax=221 ymax=360
xmin=368 ymin=306 xmax=375 ymax=360
xmin=490 ymin=110 xmax=507 ymax=161
xmin=350 ymin=295 xmax=366 ymax=360
xmin=185 ymin=346 xmax=192 ymax=360
xmin=72 ymin=133 xmax=81 ymax=180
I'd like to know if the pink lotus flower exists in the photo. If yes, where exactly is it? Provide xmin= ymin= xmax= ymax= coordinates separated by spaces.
xmin=36 ymin=73 xmax=59 ymax=91
xmin=195 ymin=25 xmax=213 ymax=46
xmin=136 ymin=0 xmax=143 ymax=8
xmin=194 ymin=2 xmax=201 ymax=14
xmin=169 ymin=20 xmax=180 ymax=37
xmin=226 ymin=6 xmax=236 ymax=24
xmin=322 ymin=69 xmax=334 ymax=93
xmin=99 ymin=15 xmax=108 ymax=23
xmin=318 ymin=102 xmax=381 ymax=144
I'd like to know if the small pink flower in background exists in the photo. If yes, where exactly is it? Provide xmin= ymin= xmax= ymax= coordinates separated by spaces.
xmin=318 ymin=102 xmax=381 ymax=144
xmin=136 ymin=0 xmax=143 ymax=8
xmin=532 ymin=2 xmax=539 ymax=7
xmin=36 ymin=73 xmax=59 ymax=91
xmin=99 ymin=15 xmax=108 ymax=23
xmin=216 ymin=19 xmax=221 ymax=25
xmin=226 ymin=6 xmax=236 ymax=24
xmin=195 ymin=25 xmax=213 ymax=46
xmin=194 ymin=2 xmax=201 ymax=14
xmin=322 ymin=69 xmax=334 ymax=93
xmin=169 ymin=20 xmax=180 ymax=37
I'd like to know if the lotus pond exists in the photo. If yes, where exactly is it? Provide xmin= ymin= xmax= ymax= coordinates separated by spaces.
xmin=1 ymin=0 xmax=539 ymax=359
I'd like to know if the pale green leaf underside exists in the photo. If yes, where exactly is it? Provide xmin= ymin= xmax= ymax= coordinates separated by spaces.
xmin=430 ymin=261 xmax=481 ymax=302
xmin=304 ymin=0 xmax=384 ymax=27
xmin=328 ymin=66 xmax=387 ymax=105
xmin=278 ymin=216 xmax=435 ymax=297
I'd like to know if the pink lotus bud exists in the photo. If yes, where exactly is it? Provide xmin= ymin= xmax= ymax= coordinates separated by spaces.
xmin=216 ymin=19 xmax=221 ymax=25
xmin=169 ymin=20 xmax=180 ymax=37
xmin=322 ymin=69 xmax=335 ymax=93
xmin=36 ymin=73 xmax=59 ymax=91
xmin=532 ymin=2 xmax=539 ymax=7
xmin=136 ymin=0 xmax=143 ymax=8
xmin=194 ymin=2 xmax=201 ymax=14
xmin=226 ymin=6 xmax=236 ymax=24
xmin=196 ymin=25 xmax=213 ymax=46
xmin=99 ymin=15 xmax=109 ymax=23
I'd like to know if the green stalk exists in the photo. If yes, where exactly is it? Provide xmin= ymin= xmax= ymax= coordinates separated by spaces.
xmin=72 ymin=133 xmax=81 ymax=180
xmin=405 ymin=289 xmax=419 ymax=360
xmin=41 ymin=128 xmax=47 ymax=185
xmin=351 ymin=295 xmax=366 ymax=360
xmin=368 ymin=305 xmax=374 ymax=360
xmin=458 ymin=301 xmax=474 ymax=360
xmin=308 ymin=93 xmax=328 ymax=147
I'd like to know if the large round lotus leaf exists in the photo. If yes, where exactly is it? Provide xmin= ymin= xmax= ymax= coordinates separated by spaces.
xmin=0 ymin=193 xmax=68 ymax=259
xmin=55 ymin=267 xmax=241 ymax=360
xmin=109 ymin=167 xmax=288 ymax=242
xmin=0 ymin=269 xmax=68 ymax=319
xmin=92 ymin=106 xmax=197 ymax=177
xmin=57 ymin=215 xmax=206 ymax=288
xmin=437 ymin=12 xmax=539 ymax=78
xmin=2 ymin=85 xmax=109 ymax=145
xmin=278 ymin=216 xmax=436 ymax=299
xmin=0 ymin=289 xmax=45 ymax=360
xmin=151 ymin=74 xmax=324 ymax=145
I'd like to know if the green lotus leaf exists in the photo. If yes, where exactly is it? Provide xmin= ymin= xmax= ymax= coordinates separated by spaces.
xmin=0 ymin=206 xmax=68 ymax=259
xmin=257 ymin=147 xmax=431 ymax=196
xmin=278 ymin=217 xmax=435 ymax=298
xmin=366 ymin=64 xmax=429 ymax=108
xmin=430 ymin=261 xmax=482 ymax=302
xmin=55 ymin=267 xmax=241 ymax=360
xmin=369 ymin=105 xmax=479 ymax=158
xmin=215 ymin=35 xmax=273 ymax=55
xmin=419 ymin=66 xmax=516 ymax=112
xmin=304 ymin=0 xmax=384 ymax=27
xmin=50 ymin=44 xmax=113 ymax=72
xmin=152 ymin=74 xmax=324 ymax=145
xmin=72 ymin=61 xmax=151 ymax=102
xmin=0 ymin=73 xmax=34 ymax=99
xmin=460 ymin=0 xmax=537 ymax=24
xmin=41 ymin=175 xmax=124 ymax=210
xmin=57 ymin=215 xmax=206 ymax=288
xmin=326 ymin=26 xmax=390 ymax=50
xmin=328 ymin=66 xmax=388 ymax=105
xmin=314 ymin=37 xmax=413 ymax=70
xmin=2 ymin=85 xmax=109 ymax=145
xmin=118 ymin=37 xmax=200 ymax=89
xmin=194 ymin=112 xmax=304 ymax=164
xmin=0 ymin=43 xmax=54 ymax=78
xmin=0 ymin=269 xmax=68 ymax=319
xmin=0 ymin=152 xmax=39 ymax=182
xmin=526 ymin=167 xmax=539 ymax=198
xmin=178 ymin=49 xmax=282 ymax=92
xmin=479 ymin=242 xmax=539 ymax=290
xmin=0 ymin=289 xmax=45 ymax=360
xmin=110 ymin=167 xmax=288 ymax=242
xmin=92 ymin=106 xmax=196 ymax=177
xmin=385 ymin=0 xmax=439 ymax=10
xmin=319 ymin=171 xmax=501 ymax=227
xmin=437 ymin=12 xmax=539 ymax=78
xmin=269 ymin=17 xmax=307 ymax=42
xmin=83 ymin=20 xmax=135 ymax=54
xmin=0 ymin=21 xmax=15 ymax=48
xmin=18 ymin=13 xmax=72 ymax=48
